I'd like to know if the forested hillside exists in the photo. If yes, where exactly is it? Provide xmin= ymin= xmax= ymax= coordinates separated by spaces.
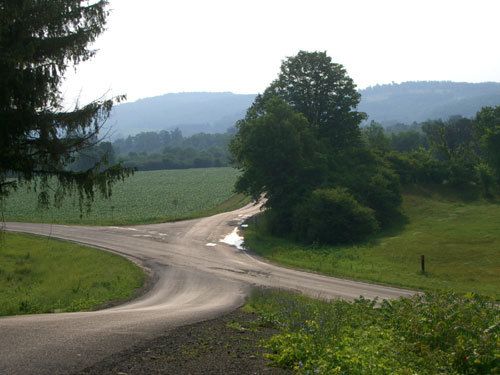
xmin=109 ymin=92 xmax=255 ymax=137
xmin=359 ymin=81 xmax=500 ymax=125
xmin=108 ymin=82 xmax=500 ymax=137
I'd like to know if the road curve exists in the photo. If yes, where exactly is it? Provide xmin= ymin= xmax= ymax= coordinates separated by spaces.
xmin=1 ymin=203 xmax=413 ymax=374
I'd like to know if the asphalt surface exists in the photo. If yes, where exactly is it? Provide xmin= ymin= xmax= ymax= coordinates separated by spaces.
xmin=1 ymin=203 xmax=414 ymax=374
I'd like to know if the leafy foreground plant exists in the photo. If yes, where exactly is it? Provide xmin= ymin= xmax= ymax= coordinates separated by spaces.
xmin=247 ymin=290 xmax=499 ymax=374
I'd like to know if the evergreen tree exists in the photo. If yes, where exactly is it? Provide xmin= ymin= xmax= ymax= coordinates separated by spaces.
xmin=0 ymin=0 xmax=130 ymax=209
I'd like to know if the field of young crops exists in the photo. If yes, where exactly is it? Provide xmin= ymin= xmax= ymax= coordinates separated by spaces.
xmin=2 ymin=168 xmax=243 ymax=225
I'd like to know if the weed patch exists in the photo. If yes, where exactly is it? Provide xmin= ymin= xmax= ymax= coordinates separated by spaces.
xmin=248 ymin=290 xmax=499 ymax=374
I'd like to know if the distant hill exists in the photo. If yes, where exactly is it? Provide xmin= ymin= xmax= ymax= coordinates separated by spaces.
xmin=359 ymin=81 xmax=500 ymax=126
xmin=108 ymin=82 xmax=500 ymax=137
xmin=108 ymin=92 xmax=255 ymax=138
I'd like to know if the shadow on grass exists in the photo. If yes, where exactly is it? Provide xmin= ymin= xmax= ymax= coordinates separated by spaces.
xmin=402 ymin=182 xmax=500 ymax=203
xmin=373 ymin=211 xmax=410 ymax=239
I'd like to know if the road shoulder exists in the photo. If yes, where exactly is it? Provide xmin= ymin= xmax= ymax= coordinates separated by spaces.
xmin=77 ymin=309 xmax=290 ymax=375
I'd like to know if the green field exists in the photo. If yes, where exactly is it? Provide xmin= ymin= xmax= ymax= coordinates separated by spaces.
xmin=245 ymin=191 xmax=500 ymax=298
xmin=2 ymin=168 xmax=245 ymax=225
xmin=0 ymin=232 xmax=144 ymax=316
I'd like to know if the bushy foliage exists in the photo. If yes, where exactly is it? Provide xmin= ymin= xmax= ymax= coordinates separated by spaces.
xmin=249 ymin=290 xmax=499 ymax=375
xmin=386 ymin=149 xmax=447 ymax=185
xmin=293 ymin=188 xmax=379 ymax=244
xmin=475 ymin=162 xmax=496 ymax=197
xmin=390 ymin=129 xmax=428 ymax=152
xmin=337 ymin=152 xmax=402 ymax=226
xmin=361 ymin=121 xmax=391 ymax=152
xmin=475 ymin=105 xmax=500 ymax=181
xmin=231 ymin=97 xmax=325 ymax=232
xmin=231 ymin=51 xmax=403 ymax=245
xmin=382 ymin=110 xmax=500 ymax=196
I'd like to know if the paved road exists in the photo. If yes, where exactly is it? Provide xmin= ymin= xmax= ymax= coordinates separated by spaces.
xmin=1 ymin=203 xmax=413 ymax=374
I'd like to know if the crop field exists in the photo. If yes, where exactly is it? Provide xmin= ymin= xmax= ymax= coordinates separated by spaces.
xmin=2 ymin=168 xmax=244 ymax=225
xmin=246 ymin=191 xmax=500 ymax=298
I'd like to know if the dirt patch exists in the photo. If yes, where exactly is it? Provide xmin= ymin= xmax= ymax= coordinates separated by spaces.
xmin=76 ymin=309 xmax=290 ymax=375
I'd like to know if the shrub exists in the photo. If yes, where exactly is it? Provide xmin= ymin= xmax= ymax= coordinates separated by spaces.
xmin=386 ymin=149 xmax=448 ymax=185
xmin=355 ymin=168 xmax=402 ymax=226
xmin=250 ymin=290 xmax=499 ymax=375
xmin=475 ymin=162 xmax=496 ymax=197
xmin=293 ymin=187 xmax=379 ymax=244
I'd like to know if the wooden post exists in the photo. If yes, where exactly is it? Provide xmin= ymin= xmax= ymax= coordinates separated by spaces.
xmin=420 ymin=255 xmax=425 ymax=274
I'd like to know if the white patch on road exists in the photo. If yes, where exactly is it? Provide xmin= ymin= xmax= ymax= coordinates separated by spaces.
xmin=220 ymin=228 xmax=245 ymax=250
xmin=206 ymin=243 xmax=217 ymax=247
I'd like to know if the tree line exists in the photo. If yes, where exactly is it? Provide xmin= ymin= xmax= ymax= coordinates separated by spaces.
xmin=112 ymin=129 xmax=232 ymax=170
xmin=70 ymin=130 xmax=233 ymax=172
xmin=363 ymin=111 xmax=500 ymax=198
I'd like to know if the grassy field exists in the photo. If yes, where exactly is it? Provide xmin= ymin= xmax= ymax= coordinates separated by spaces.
xmin=2 ymin=168 xmax=246 ymax=225
xmin=245 ymin=191 xmax=500 ymax=298
xmin=0 ymin=232 xmax=144 ymax=316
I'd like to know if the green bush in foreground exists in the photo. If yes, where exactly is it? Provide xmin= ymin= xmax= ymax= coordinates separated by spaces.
xmin=248 ymin=290 xmax=499 ymax=374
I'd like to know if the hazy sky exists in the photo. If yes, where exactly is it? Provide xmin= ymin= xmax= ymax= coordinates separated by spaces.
xmin=61 ymin=0 xmax=500 ymax=106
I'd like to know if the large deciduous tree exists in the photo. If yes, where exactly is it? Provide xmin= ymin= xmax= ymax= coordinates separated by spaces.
xmin=230 ymin=97 xmax=325 ymax=231
xmin=251 ymin=50 xmax=366 ymax=148
xmin=231 ymin=51 xmax=402 ymax=243
xmin=0 ymin=0 xmax=130 ymax=209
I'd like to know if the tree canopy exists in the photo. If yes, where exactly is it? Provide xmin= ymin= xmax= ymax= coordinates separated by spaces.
xmin=250 ymin=51 xmax=366 ymax=148
xmin=0 ymin=0 xmax=130 ymax=209
xmin=231 ymin=51 xmax=401 ymax=244
xmin=475 ymin=105 xmax=500 ymax=180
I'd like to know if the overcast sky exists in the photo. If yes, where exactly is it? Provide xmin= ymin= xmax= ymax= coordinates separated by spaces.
xmin=61 ymin=0 xmax=500 ymax=106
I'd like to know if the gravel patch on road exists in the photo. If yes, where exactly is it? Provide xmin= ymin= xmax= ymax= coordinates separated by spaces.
xmin=76 ymin=310 xmax=290 ymax=375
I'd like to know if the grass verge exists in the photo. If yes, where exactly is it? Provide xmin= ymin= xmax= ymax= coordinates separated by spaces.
xmin=245 ymin=289 xmax=498 ymax=374
xmin=0 ymin=232 xmax=145 ymax=316
xmin=244 ymin=192 xmax=500 ymax=299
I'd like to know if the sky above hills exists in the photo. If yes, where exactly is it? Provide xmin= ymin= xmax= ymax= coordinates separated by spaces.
xmin=61 ymin=0 xmax=500 ymax=107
